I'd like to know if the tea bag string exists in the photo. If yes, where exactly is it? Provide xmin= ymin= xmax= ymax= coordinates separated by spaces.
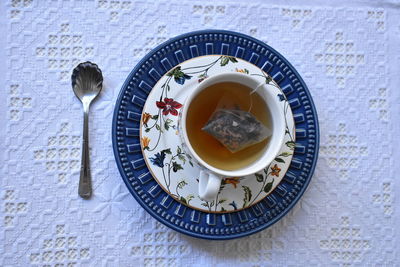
xmin=247 ymin=82 xmax=265 ymax=113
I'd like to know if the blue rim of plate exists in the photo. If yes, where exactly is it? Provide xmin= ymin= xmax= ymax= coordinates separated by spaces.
xmin=112 ymin=30 xmax=319 ymax=240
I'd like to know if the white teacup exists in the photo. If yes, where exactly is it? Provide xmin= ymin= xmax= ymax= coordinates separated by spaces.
xmin=180 ymin=72 xmax=285 ymax=201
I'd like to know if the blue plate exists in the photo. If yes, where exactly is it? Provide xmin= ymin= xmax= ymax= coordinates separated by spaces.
xmin=112 ymin=30 xmax=319 ymax=240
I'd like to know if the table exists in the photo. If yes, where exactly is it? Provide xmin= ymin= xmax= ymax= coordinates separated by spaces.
xmin=1 ymin=0 xmax=399 ymax=266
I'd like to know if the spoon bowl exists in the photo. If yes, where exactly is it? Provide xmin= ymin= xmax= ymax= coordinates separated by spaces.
xmin=72 ymin=62 xmax=103 ymax=103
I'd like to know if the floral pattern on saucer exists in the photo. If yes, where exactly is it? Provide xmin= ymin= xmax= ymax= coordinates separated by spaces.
xmin=139 ymin=55 xmax=295 ymax=213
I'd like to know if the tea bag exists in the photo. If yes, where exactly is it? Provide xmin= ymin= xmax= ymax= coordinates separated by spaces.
xmin=202 ymin=83 xmax=272 ymax=153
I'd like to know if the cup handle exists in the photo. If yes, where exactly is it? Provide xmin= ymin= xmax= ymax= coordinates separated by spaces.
xmin=198 ymin=171 xmax=222 ymax=202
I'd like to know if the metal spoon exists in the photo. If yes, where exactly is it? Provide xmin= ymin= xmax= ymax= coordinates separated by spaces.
xmin=71 ymin=62 xmax=103 ymax=199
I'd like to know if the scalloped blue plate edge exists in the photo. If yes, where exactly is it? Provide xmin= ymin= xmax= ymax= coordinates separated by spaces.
xmin=111 ymin=29 xmax=320 ymax=240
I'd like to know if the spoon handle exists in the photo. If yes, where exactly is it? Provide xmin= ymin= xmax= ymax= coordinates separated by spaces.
xmin=79 ymin=105 xmax=92 ymax=199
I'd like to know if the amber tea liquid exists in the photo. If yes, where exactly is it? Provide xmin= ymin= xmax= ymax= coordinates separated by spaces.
xmin=186 ymin=82 xmax=272 ymax=171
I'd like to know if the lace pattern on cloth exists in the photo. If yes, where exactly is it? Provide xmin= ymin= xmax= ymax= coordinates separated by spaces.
xmin=0 ymin=1 xmax=399 ymax=266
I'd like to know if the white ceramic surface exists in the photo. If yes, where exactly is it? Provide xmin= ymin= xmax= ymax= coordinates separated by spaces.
xmin=180 ymin=72 xmax=286 ymax=201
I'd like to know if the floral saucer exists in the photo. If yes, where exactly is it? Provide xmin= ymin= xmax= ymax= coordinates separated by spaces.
xmin=139 ymin=55 xmax=295 ymax=213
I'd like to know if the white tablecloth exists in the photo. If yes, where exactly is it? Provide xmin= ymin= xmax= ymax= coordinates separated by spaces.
xmin=1 ymin=0 xmax=399 ymax=266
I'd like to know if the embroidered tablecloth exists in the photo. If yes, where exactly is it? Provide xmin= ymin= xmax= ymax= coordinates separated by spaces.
xmin=1 ymin=0 xmax=399 ymax=266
